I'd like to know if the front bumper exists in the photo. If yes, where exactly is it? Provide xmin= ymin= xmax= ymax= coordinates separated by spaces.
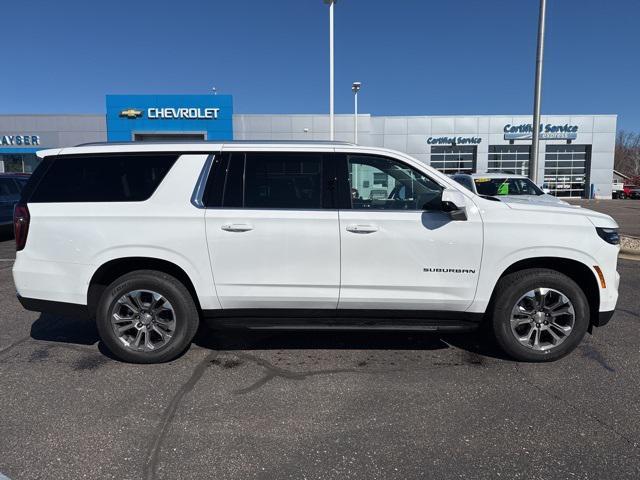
xmin=593 ymin=310 xmax=615 ymax=328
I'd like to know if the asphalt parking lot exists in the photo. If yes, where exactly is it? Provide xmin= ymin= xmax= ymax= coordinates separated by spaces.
xmin=0 ymin=236 xmax=639 ymax=480
xmin=568 ymin=199 xmax=640 ymax=237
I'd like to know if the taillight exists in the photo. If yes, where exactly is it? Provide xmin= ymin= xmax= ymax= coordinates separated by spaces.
xmin=14 ymin=203 xmax=30 ymax=251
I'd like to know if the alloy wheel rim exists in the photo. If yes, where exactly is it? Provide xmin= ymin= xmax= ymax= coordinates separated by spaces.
xmin=510 ymin=288 xmax=575 ymax=352
xmin=110 ymin=290 xmax=176 ymax=352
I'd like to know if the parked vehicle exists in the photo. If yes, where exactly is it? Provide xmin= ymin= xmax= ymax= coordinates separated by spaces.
xmin=612 ymin=181 xmax=625 ymax=199
xmin=13 ymin=142 xmax=620 ymax=363
xmin=627 ymin=186 xmax=640 ymax=199
xmin=0 ymin=173 xmax=30 ymax=229
xmin=621 ymin=184 xmax=639 ymax=199
xmin=451 ymin=173 xmax=570 ymax=206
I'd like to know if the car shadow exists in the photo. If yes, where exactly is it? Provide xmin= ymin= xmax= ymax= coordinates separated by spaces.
xmin=31 ymin=313 xmax=99 ymax=345
xmin=194 ymin=322 xmax=511 ymax=360
xmin=29 ymin=314 xmax=511 ymax=362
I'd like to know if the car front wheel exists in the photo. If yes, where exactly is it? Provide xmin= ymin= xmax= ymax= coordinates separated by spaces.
xmin=491 ymin=268 xmax=589 ymax=362
xmin=96 ymin=270 xmax=199 ymax=363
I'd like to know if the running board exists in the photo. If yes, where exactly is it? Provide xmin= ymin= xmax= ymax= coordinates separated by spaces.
xmin=202 ymin=309 xmax=483 ymax=332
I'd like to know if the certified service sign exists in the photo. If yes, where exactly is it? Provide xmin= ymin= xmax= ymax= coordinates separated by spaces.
xmin=504 ymin=123 xmax=578 ymax=140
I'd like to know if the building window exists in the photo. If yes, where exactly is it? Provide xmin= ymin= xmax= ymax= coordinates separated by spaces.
xmin=0 ymin=154 xmax=41 ymax=173
xmin=430 ymin=146 xmax=477 ymax=174
xmin=488 ymin=145 xmax=530 ymax=175
xmin=543 ymin=145 xmax=591 ymax=198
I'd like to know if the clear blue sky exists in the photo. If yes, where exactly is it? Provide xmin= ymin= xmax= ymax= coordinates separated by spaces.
xmin=2 ymin=0 xmax=639 ymax=131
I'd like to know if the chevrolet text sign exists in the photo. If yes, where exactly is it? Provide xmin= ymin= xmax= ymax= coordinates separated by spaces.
xmin=147 ymin=107 xmax=220 ymax=120
xmin=107 ymin=94 xmax=233 ymax=142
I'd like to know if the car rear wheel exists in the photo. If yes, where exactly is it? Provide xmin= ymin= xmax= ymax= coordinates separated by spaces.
xmin=491 ymin=268 xmax=589 ymax=362
xmin=96 ymin=270 xmax=199 ymax=363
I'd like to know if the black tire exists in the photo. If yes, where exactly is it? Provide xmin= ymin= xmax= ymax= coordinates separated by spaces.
xmin=96 ymin=270 xmax=199 ymax=363
xmin=491 ymin=268 xmax=589 ymax=362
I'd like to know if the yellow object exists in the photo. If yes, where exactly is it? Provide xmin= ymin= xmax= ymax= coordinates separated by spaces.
xmin=593 ymin=266 xmax=606 ymax=288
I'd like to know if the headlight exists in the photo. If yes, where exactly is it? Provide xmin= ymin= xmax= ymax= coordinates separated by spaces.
xmin=596 ymin=227 xmax=620 ymax=245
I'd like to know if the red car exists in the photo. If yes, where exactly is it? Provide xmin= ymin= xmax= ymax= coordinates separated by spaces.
xmin=624 ymin=185 xmax=640 ymax=199
xmin=622 ymin=184 xmax=640 ymax=199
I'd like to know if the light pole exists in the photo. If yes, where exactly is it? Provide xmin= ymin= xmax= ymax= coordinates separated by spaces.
xmin=324 ymin=0 xmax=336 ymax=140
xmin=352 ymin=82 xmax=361 ymax=144
xmin=530 ymin=0 xmax=547 ymax=184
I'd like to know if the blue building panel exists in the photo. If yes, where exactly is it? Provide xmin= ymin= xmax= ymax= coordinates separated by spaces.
xmin=106 ymin=94 xmax=233 ymax=142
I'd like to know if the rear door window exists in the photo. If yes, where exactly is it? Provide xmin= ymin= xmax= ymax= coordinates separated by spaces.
xmin=28 ymin=154 xmax=179 ymax=203
xmin=244 ymin=153 xmax=323 ymax=209
xmin=205 ymin=152 xmax=334 ymax=209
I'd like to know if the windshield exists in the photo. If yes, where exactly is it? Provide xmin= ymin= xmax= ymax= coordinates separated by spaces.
xmin=473 ymin=177 xmax=543 ymax=196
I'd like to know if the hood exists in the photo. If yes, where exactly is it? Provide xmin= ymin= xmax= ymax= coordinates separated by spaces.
xmin=499 ymin=198 xmax=618 ymax=228
xmin=498 ymin=194 xmax=570 ymax=206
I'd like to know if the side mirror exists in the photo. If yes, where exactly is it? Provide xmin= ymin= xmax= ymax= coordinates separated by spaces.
xmin=441 ymin=188 xmax=467 ymax=221
xmin=542 ymin=188 xmax=551 ymax=194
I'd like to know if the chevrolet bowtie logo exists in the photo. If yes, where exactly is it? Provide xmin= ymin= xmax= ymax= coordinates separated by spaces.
xmin=119 ymin=108 xmax=143 ymax=119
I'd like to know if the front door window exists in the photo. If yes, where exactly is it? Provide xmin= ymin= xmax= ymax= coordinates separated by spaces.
xmin=348 ymin=155 xmax=442 ymax=211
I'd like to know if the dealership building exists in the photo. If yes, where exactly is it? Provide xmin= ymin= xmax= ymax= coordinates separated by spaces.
xmin=0 ymin=94 xmax=617 ymax=198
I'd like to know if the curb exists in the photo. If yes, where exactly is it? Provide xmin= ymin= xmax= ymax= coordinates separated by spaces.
xmin=620 ymin=235 xmax=640 ymax=258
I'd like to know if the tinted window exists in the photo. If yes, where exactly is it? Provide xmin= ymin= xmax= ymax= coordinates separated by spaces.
xmin=0 ymin=178 xmax=19 ymax=196
xmin=202 ymin=153 xmax=244 ymax=208
xmin=202 ymin=155 xmax=227 ymax=208
xmin=223 ymin=153 xmax=245 ymax=208
xmin=243 ymin=153 xmax=323 ymax=209
xmin=348 ymin=155 xmax=442 ymax=210
xmin=15 ymin=178 xmax=29 ymax=190
xmin=29 ymin=154 xmax=179 ymax=203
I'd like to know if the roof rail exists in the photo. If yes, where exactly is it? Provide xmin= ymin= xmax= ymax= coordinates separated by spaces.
xmin=74 ymin=140 xmax=355 ymax=147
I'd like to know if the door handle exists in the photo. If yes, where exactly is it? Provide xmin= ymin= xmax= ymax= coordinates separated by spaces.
xmin=221 ymin=223 xmax=254 ymax=232
xmin=346 ymin=224 xmax=379 ymax=233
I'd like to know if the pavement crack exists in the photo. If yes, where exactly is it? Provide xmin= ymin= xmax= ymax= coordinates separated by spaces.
xmin=143 ymin=350 xmax=218 ymax=480
xmin=232 ymin=352 xmax=398 ymax=395
xmin=578 ymin=343 xmax=615 ymax=373
xmin=616 ymin=308 xmax=640 ymax=320
xmin=514 ymin=363 xmax=639 ymax=450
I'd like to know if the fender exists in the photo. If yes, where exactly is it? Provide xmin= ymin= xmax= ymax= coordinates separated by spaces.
xmin=85 ymin=245 xmax=221 ymax=310
xmin=467 ymin=246 xmax=600 ymax=314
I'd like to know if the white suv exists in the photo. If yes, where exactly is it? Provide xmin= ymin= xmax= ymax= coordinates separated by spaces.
xmin=13 ymin=142 xmax=620 ymax=363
